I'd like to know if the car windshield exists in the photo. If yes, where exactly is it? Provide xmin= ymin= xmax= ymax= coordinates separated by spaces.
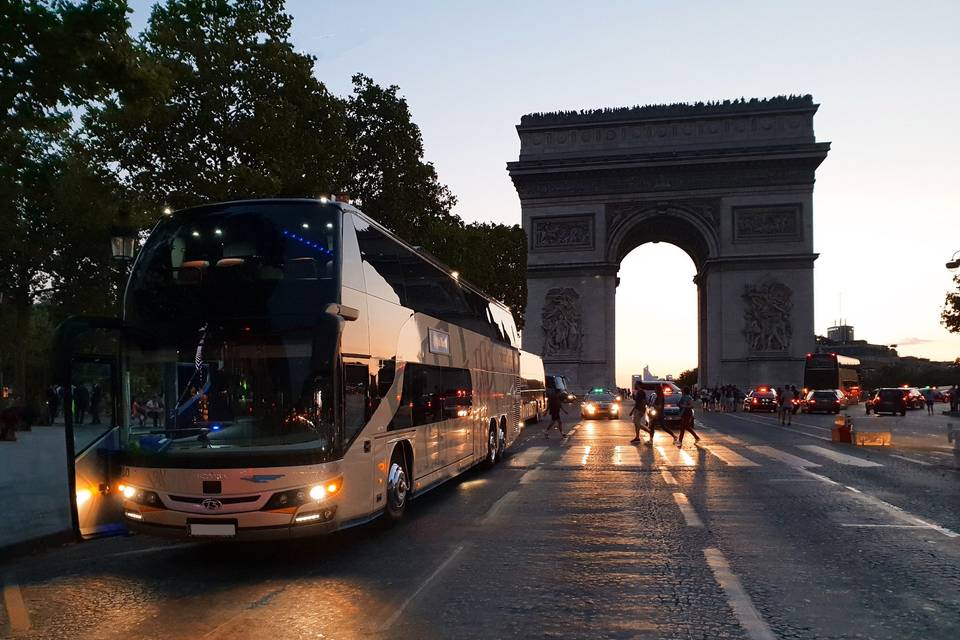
xmin=586 ymin=393 xmax=616 ymax=402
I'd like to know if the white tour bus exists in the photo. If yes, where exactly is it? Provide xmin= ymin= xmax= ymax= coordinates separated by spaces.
xmin=57 ymin=198 xmax=541 ymax=540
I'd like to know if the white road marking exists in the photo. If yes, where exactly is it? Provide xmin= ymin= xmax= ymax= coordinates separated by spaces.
xmin=378 ymin=544 xmax=465 ymax=631
xmin=928 ymin=451 xmax=952 ymax=457
xmin=797 ymin=469 xmax=840 ymax=485
xmin=796 ymin=445 xmax=882 ymax=467
xmin=519 ymin=468 xmax=545 ymax=484
xmin=2 ymin=571 xmax=31 ymax=632
xmin=727 ymin=414 xmax=831 ymax=441
xmin=482 ymin=490 xmax=519 ymax=523
xmin=889 ymin=454 xmax=932 ymax=466
xmin=555 ymin=445 xmax=590 ymax=465
xmin=507 ymin=446 xmax=548 ymax=468
xmin=613 ymin=445 xmax=642 ymax=467
xmin=749 ymin=445 xmax=821 ymax=468
xmin=672 ymin=492 xmax=703 ymax=527
xmin=660 ymin=468 xmax=678 ymax=485
xmin=703 ymin=548 xmax=776 ymax=640
xmin=655 ymin=444 xmax=697 ymax=467
xmin=843 ymin=490 xmax=959 ymax=539
xmin=702 ymin=444 xmax=760 ymax=467
xmin=839 ymin=524 xmax=931 ymax=529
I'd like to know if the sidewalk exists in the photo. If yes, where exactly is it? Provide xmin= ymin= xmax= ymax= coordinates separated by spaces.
xmin=0 ymin=425 xmax=73 ymax=551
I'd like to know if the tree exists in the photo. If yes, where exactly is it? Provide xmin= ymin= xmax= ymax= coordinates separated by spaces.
xmin=676 ymin=368 xmax=698 ymax=389
xmin=84 ymin=0 xmax=348 ymax=209
xmin=942 ymin=274 xmax=960 ymax=334
xmin=0 ymin=0 xmax=139 ymax=407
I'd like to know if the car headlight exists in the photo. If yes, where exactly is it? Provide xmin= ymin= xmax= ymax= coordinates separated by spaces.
xmin=649 ymin=409 xmax=657 ymax=416
xmin=611 ymin=403 xmax=619 ymax=413
xmin=584 ymin=403 xmax=596 ymax=414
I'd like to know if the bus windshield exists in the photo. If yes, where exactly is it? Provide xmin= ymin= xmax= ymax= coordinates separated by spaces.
xmin=127 ymin=201 xmax=340 ymax=333
xmin=120 ymin=324 xmax=340 ymax=467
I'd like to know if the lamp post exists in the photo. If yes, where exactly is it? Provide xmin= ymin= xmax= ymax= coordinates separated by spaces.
xmin=946 ymin=250 xmax=960 ymax=271
xmin=110 ymin=209 xmax=137 ymax=319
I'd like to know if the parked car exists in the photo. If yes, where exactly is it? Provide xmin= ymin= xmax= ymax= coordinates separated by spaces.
xmin=580 ymin=391 xmax=621 ymax=420
xmin=743 ymin=388 xmax=778 ymax=412
xmin=803 ymin=390 xmax=843 ymax=414
xmin=865 ymin=388 xmax=908 ymax=416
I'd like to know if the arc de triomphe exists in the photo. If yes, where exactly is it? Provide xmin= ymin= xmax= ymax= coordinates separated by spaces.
xmin=508 ymin=96 xmax=830 ymax=391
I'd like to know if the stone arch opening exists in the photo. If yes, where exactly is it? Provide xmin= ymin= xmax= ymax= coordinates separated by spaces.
xmin=509 ymin=96 xmax=829 ymax=393
xmin=615 ymin=241 xmax=698 ymax=388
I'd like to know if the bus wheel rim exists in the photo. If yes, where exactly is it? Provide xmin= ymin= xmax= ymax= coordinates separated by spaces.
xmin=388 ymin=462 xmax=407 ymax=510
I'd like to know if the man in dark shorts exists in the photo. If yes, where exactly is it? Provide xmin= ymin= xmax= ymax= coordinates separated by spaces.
xmin=545 ymin=389 xmax=567 ymax=438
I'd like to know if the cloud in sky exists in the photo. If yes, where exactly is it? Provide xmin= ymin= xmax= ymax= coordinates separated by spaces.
xmin=894 ymin=337 xmax=934 ymax=346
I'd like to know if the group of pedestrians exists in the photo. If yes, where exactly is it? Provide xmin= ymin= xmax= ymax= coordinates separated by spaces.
xmin=45 ymin=383 xmax=104 ymax=425
xmin=775 ymin=385 xmax=800 ymax=425
xmin=699 ymin=385 xmax=744 ymax=412
xmin=629 ymin=385 xmax=700 ymax=447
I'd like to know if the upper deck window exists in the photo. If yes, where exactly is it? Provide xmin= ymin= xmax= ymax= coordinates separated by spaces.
xmin=128 ymin=201 xmax=340 ymax=329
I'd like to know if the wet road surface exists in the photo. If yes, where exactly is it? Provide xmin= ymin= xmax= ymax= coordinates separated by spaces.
xmin=2 ymin=406 xmax=959 ymax=639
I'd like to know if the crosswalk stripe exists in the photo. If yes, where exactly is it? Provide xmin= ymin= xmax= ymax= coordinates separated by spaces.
xmin=613 ymin=445 xmax=642 ymax=467
xmin=796 ymin=445 xmax=882 ymax=467
xmin=556 ymin=445 xmax=590 ymax=465
xmin=702 ymin=444 xmax=760 ymax=467
xmin=749 ymin=445 xmax=821 ymax=468
xmin=655 ymin=445 xmax=697 ymax=467
xmin=507 ymin=446 xmax=548 ymax=467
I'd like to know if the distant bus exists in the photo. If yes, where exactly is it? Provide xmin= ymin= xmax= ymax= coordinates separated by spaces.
xmin=518 ymin=351 xmax=545 ymax=423
xmin=803 ymin=352 xmax=861 ymax=399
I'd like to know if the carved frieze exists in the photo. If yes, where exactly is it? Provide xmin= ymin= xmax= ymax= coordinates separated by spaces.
xmin=511 ymin=161 xmax=816 ymax=200
xmin=742 ymin=280 xmax=793 ymax=353
xmin=542 ymin=288 xmax=582 ymax=356
xmin=607 ymin=200 xmax=720 ymax=239
xmin=733 ymin=205 xmax=802 ymax=242
xmin=532 ymin=216 xmax=594 ymax=251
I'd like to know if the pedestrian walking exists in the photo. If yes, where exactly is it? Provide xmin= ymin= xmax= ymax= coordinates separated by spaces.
xmin=89 ymin=383 xmax=102 ymax=425
xmin=676 ymin=386 xmax=700 ymax=446
xmin=545 ymin=389 xmax=567 ymax=438
xmin=651 ymin=386 xmax=679 ymax=444
xmin=951 ymin=384 xmax=959 ymax=413
xmin=779 ymin=385 xmax=794 ymax=425
xmin=629 ymin=389 xmax=648 ymax=443
xmin=46 ymin=385 xmax=60 ymax=425
xmin=75 ymin=383 xmax=90 ymax=425
xmin=923 ymin=387 xmax=935 ymax=415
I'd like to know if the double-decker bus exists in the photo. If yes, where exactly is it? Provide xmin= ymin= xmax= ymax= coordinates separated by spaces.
xmin=58 ymin=198 xmax=537 ymax=540
xmin=803 ymin=352 xmax=861 ymax=400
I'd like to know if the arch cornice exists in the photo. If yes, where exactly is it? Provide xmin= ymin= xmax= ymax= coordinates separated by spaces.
xmin=606 ymin=201 xmax=721 ymax=269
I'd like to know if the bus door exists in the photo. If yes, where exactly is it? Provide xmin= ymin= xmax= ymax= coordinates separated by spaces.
xmin=53 ymin=318 xmax=127 ymax=539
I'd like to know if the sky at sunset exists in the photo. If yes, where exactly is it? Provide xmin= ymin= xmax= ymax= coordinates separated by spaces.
xmin=128 ymin=0 xmax=960 ymax=386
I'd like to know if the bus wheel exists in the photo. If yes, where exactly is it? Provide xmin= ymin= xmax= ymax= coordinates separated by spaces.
xmin=486 ymin=424 xmax=498 ymax=467
xmin=497 ymin=419 xmax=507 ymax=459
xmin=385 ymin=451 xmax=409 ymax=521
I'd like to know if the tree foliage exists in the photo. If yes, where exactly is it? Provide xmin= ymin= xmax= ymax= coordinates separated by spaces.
xmin=941 ymin=274 xmax=960 ymax=334
xmin=2 ymin=0 xmax=528 ymax=406
xmin=676 ymin=368 xmax=698 ymax=389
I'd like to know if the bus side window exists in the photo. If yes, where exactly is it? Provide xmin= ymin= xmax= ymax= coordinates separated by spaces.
xmin=354 ymin=219 xmax=405 ymax=305
xmin=343 ymin=361 xmax=369 ymax=444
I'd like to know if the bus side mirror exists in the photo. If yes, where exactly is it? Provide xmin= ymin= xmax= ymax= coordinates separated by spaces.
xmin=325 ymin=303 xmax=359 ymax=322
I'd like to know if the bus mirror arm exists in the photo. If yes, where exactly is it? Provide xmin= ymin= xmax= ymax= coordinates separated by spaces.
xmin=325 ymin=303 xmax=359 ymax=322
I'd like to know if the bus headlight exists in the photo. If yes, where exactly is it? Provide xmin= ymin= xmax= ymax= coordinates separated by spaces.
xmin=118 ymin=485 xmax=162 ymax=507
xmin=264 ymin=479 xmax=342 ymax=511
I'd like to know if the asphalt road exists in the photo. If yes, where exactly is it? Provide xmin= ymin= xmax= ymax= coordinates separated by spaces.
xmin=2 ymin=405 xmax=958 ymax=639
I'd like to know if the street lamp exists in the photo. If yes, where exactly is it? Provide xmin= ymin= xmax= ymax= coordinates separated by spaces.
xmin=946 ymin=250 xmax=960 ymax=270
xmin=110 ymin=208 xmax=138 ymax=318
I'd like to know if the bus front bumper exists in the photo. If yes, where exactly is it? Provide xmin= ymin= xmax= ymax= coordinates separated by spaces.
xmin=123 ymin=506 xmax=341 ymax=540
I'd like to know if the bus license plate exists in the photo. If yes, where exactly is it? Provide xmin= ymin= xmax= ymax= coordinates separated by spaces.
xmin=190 ymin=523 xmax=236 ymax=537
